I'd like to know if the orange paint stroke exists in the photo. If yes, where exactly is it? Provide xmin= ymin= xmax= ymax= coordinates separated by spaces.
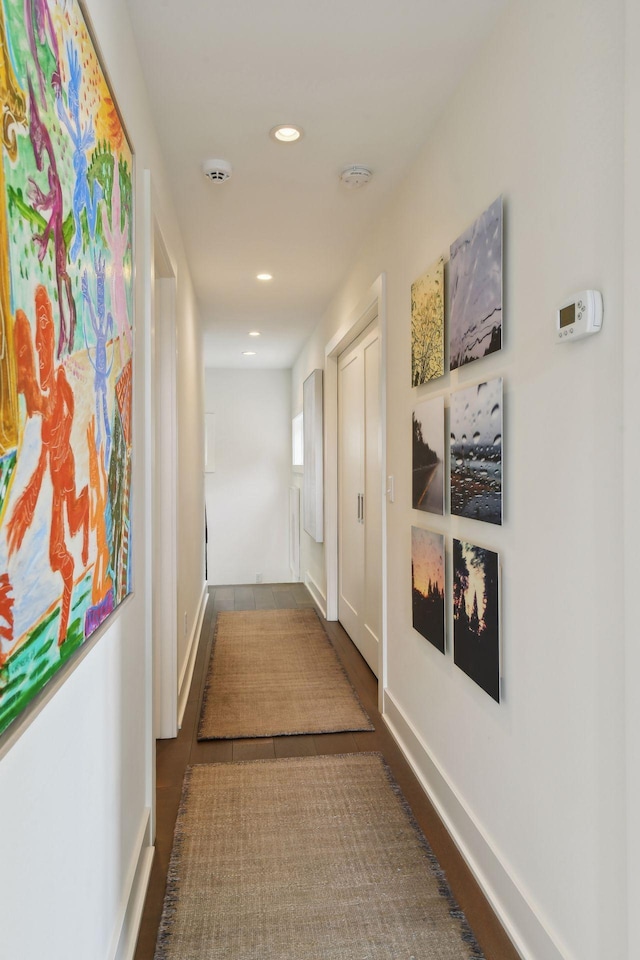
xmin=7 ymin=286 xmax=89 ymax=646
xmin=0 ymin=572 xmax=14 ymax=665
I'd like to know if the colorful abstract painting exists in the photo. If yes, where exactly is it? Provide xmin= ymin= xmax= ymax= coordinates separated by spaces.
xmin=453 ymin=539 xmax=500 ymax=701
xmin=411 ymin=527 xmax=445 ymax=653
xmin=412 ymin=395 xmax=444 ymax=515
xmin=0 ymin=0 xmax=133 ymax=737
xmin=449 ymin=196 xmax=502 ymax=370
xmin=450 ymin=378 xmax=503 ymax=525
xmin=411 ymin=256 xmax=444 ymax=386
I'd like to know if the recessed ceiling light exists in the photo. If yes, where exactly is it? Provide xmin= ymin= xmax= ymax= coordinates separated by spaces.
xmin=256 ymin=273 xmax=273 ymax=281
xmin=249 ymin=331 xmax=261 ymax=337
xmin=242 ymin=351 xmax=256 ymax=356
xmin=270 ymin=124 xmax=303 ymax=143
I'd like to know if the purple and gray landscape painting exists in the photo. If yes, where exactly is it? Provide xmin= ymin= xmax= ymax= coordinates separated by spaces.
xmin=450 ymin=379 xmax=502 ymax=525
xmin=449 ymin=196 xmax=502 ymax=370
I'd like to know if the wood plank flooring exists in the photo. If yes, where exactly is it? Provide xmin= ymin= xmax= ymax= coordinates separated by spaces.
xmin=133 ymin=583 xmax=520 ymax=960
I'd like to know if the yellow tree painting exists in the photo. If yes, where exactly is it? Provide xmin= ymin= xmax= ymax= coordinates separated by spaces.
xmin=411 ymin=256 xmax=444 ymax=387
xmin=0 ymin=0 xmax=133 ymax=737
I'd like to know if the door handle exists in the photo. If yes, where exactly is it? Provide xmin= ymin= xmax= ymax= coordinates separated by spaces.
xmin=360 ymin=492 xmax=365 ymax=524
xmin=357 ymin=493 xmax=362 ymax=522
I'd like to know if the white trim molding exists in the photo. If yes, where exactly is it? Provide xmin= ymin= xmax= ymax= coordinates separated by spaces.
xmin=383 ymin=689 xmax=571 ymax=960
xmin=109 ymin=809 xmax=154 ymax=960
xmin=304 ymin=571 xmax=327 ymax=619
xmin=178 ymin=583 xmax=208 ymax=728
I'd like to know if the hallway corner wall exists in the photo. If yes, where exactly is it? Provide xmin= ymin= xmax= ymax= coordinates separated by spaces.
xmin=205 ymin=368 xmax=292 ymax=585
xmin=0 ymin=1 xmax=205 ymax=957
xmin=292 ymin=0 xmax=627 ymax=957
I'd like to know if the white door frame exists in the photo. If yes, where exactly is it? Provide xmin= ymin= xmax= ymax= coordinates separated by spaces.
xmin=153 ymin=268 xmax=178 ymax=740
xmin=142 ymin=170 xmax=154 ymax=837
xmin=142 ymin=173 xmax=179 ymax=761
xmin=324 ymin=274 xmax=387 ymax=706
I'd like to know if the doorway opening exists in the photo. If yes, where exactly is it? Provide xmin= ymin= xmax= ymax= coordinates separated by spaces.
xmin=337 ymin=320 xmax=382 ymax=676
xmin=324 ymin=276 xmax=387 ymax=706
xmin=151 ymin=225 xmax=178 ymax=740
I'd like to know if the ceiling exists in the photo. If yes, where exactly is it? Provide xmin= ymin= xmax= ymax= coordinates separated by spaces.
xmin=125 ymin=0 xmax=509 ymax=369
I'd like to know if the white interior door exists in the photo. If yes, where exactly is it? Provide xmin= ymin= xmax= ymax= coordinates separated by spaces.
xmin=338 ymin=322 xmax=381 ymax=675
xmin=338 ymin=346 xmax=364 ymax=647
xmin=363 ymin=333 xmax=382 ymax=651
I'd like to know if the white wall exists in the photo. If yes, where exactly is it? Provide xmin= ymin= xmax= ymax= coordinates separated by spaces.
xmin=0 ymin=1 xmax=205 ymax=957
xmin=205 ymin=368 xmax=292 ymax=585
xmin=623 ymin=0 xmax=640 ymax=949
xmin=292 ymin=1 xmax=627 ymax=958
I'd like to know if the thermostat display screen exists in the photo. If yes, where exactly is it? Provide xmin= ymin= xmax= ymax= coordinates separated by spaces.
xmin=559 ymin=303 xmax=575 ymax=328
xmin=557 ymin=290 xmax=603 ymax=342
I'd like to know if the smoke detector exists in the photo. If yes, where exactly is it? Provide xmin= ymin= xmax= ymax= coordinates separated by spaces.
xmin=202 ymin=158 xmax=232 ymax=183
xmin=340 ymin=165 xmax=372 ymax=189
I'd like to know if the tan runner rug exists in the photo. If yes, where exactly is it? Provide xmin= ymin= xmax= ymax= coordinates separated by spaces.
xmin=198 ymin=608 xmax=373 ymax=739
xmin=154 ymin=753 xmax=484 ymax=960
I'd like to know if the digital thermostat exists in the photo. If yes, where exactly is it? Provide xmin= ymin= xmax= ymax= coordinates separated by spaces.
xmin=556 ymin=290 xmax=603 ymax=342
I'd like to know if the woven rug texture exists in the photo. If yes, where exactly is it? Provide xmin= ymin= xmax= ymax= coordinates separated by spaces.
xmin=154 ymin=753 xmax=484 ymax=960
xmin=198 ymin=608 xmax=373 ymax=739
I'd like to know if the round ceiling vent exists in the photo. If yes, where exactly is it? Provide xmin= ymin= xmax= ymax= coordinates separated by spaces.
xmin=202 ymin=158 xmax=232 ymax=182
xmin=340 ymin=164 xmax=372 ymax=189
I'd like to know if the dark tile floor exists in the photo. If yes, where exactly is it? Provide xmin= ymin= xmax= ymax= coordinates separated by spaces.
xmin=133 ymin=583 xmax=520 ymax=960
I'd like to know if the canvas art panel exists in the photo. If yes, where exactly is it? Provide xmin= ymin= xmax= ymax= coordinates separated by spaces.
xmin=411 ymin=527 xmax=445 ymax=653
xmin=412 ymin=395 xmax=444 ymax=515
xmin=411 ymin=256 xmax=444 ymax=386
xmin=450 ymin=378 xmax=502 ymax=525
xmin=303 ymin=369 xmax=323 ymax=542
xmin=449 ymin=196 xmax=502 ymax=370
xmin=453 ymin=539 xmax=500 ymax=702
xmin=0 ymin=0 xmax=134 ymax=737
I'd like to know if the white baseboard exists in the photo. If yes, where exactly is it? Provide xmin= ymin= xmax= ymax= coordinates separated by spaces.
xmin=383 ymin=689 xmax=571 ymax=960
xmin=178 ymin=582 xmax=208 ymax=728
xmin=304 ymin=571 xmax=327 ymax=619
xmin=110 ymin=809 xmax=155 ymax=960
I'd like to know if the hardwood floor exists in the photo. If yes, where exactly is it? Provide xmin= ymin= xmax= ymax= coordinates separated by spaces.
xmin=133 ymin=583 xmax=520 ymax=960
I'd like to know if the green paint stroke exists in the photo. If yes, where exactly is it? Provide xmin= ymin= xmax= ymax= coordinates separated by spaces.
xmin=0 ymin=571 xmax=93 ymax=735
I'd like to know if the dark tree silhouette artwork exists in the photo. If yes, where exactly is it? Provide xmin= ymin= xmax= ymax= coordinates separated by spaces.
xmin=411 ymin=527 xmax=445 ymax=653
xmin=413 ymin=415 xmax=438 ymax=469
xmin=453 ymin=538 xmax=500 ymax=701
